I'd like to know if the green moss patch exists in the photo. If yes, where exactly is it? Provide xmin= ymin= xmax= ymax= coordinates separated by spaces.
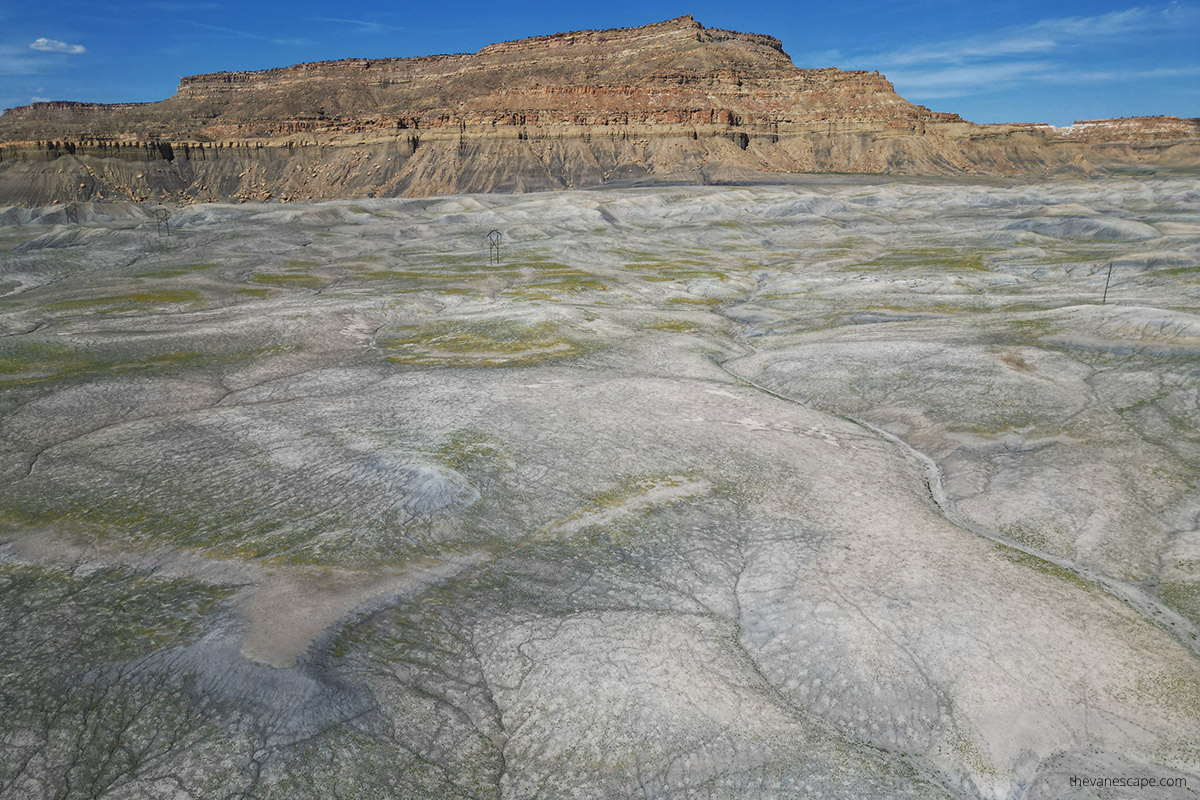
xmin=994 ymin=544 xmax=1093 ymax=590
xmin=136 ymin=263 xmax=217 ymax=278
xmin=45 ymin=290 xmax=203 ymax=313
xmin=0 ymin=342 xmax=210 ymax=387
xmin=0 ymin=340 xmax=287 ymax=388
xmin=1161 ymin=581 xmax=1200 ymax=625
xmin=380 ymin=320 xmax=586 ymax=367
xmin=504 ymin=278 xmax=609 ymax=298
xmin=844 ymin=248 xmax=996 ymax=274
xmin=0 ymin=562 xmax=233 ymax=658
xmin=433 ymin=430 xmax=510 ymax=472
xmin=249 ymin=273 xmax=324 ymax=289
xmin=648 ymin=319 xmax=701 ymax=332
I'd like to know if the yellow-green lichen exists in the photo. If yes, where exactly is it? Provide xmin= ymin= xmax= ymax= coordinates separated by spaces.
xmin=648 ymin=319 xmax=701 ymax=332
xmin=379 ymin=320 xmax=586 ymax=367
xmin=1161 ymin=581 xmax=1200 ymax=625
xmin=993 ymin=543 xmax=1093 ymax=590
xmin=249 ymin=273 xmax=323 ymax=289
xmin=45 ymin=290 xmax=203 ymax=312
xmin=946 ymin=732 xmax=997 ymax=778
xmin=136 ymin=262 xmax=217 ymax=278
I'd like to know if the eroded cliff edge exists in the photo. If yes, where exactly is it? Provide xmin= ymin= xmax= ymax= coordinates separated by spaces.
xmin=1 ymin=16 xmax=1197 ymax=204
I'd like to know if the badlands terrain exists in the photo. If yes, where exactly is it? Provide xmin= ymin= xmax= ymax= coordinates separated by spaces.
xmin=2 ymin=175 xmax=1200 ymax=799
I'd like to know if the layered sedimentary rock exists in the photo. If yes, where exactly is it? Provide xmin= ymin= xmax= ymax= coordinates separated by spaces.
xmin=0 ymin=15 xmax=1197 ymax=204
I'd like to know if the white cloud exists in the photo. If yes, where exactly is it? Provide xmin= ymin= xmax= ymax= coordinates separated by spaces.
xmin=183 ymin=21 xmax=310 ymax=47
xmin=305 ymin=17 xmax=468 ymax=36
xmin=799 ymin=48 xmax=844 ymax=66
xmin=145 ymin=1 xmax=220 ymax=9
xmin=870 ymin=4 xmax=1199 ymax=68
xmin=1022 ymin=6 xmax=1172 ymax=38
xmin=890 ymin=59 xmax=1200 ymax=101
xmin=29 ymin=37 xmax=86 ymax=54
xmin=839 ymin=3 xmax=1200 ymax=103
xmin=1045 ymin=65 xmax=1200 ymax=83
xmin=309 ymin=17 xmax=407 ymax=34
xmin=888 ymin=62 xmax=1057 ymax=98
xmin=0 ymin=44 xmax=43 ymax=75
xmin=31 ymin=95 xmax=51 ymax=102
xmin=873 ymin=36 xmax=1055 ymax=67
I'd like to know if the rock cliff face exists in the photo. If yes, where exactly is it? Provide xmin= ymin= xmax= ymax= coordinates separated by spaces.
xmin=0 ymin=15 xmax=1197 ymax=204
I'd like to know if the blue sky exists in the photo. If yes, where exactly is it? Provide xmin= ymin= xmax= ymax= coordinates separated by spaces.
xmin=1 ymin=1 xmax=1197 ymax=126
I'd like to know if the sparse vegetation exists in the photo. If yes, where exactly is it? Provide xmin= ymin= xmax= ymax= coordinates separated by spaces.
xmin=249 ymin=273 xmax=324 ymax=288
xmin=379 ymin=319 xmax=586 ymax=366
xmin=45 ymin=290 xmax=203 ymax=312
xmin=1 ymin=178 xmax=1198 ymax=799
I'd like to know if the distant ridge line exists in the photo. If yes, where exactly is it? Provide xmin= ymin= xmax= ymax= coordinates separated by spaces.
xmin=0 ymin=15 xmax=1197 ymax=204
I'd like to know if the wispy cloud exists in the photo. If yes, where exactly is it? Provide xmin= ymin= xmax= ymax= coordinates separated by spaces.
xmin=0 ymin=44 xmax=45 ymax=75
xmin=887 ymin=61 xmax=1057 ymax=99
xmin=870 ymin=36 xmax=1055 ymax=68
xmin=1046 ymin=64 xmax=1200 ymax=82
xmin=1022 ymin=5 xmax=1188 ymax=38
xmin=144 ymin=1 xmax=221 ymax=9
xmin=888 ymin=61 xmax=1200 ymax=99
xmin=182 ymin=21 xmax=310 ymax=47
xmin=802 ymin=48 xmax=844 ymax=66
xmin=842 ymin=3 xmax=1200 ymax=102
xmin=308 ymin=17 xmax=408 ymax=34
xmin=872 ymin=6 xmax=1196 ymax=67
xmin=29 ymin=37 xmax=86 ymax=54
xmin=306 ymin=17 xmax=471 ymax=36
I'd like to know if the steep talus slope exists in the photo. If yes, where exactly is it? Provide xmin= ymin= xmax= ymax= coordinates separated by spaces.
xmin=0 ymin=15 xmax=1198 ymax=204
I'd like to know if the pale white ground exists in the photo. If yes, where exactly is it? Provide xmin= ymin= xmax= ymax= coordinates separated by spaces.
xmin=1 ymin=177 xmax=1199 ymax=799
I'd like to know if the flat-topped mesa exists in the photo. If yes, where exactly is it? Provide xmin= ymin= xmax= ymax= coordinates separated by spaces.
xmin=8 ymin=100 xmax=152 ymax=112
xmin=1 ymin=100 xmax=154 ymax=120
xmin=174 ymin=55 xmax=465 ymax=94
xmin=0 ymin=15 xmax=1197 ymax=203
xmin=704 ymin=28 xmax=787 ymax=53
xmin=1 ymin=15 xmax=901 ymax=142
xmin=476 ymin=15 xmax=706 ymax=55
xmin=476 ymin=15 xmax=786 ymax=59
xmin=1052 ymin=115 xmax=1200 ymax=140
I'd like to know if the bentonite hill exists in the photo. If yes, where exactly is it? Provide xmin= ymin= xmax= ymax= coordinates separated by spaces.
xmin=5 ymin=173 xmax=1200 ymax=800
xmin=0 ymin=15 xmax=1198 ymax=204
